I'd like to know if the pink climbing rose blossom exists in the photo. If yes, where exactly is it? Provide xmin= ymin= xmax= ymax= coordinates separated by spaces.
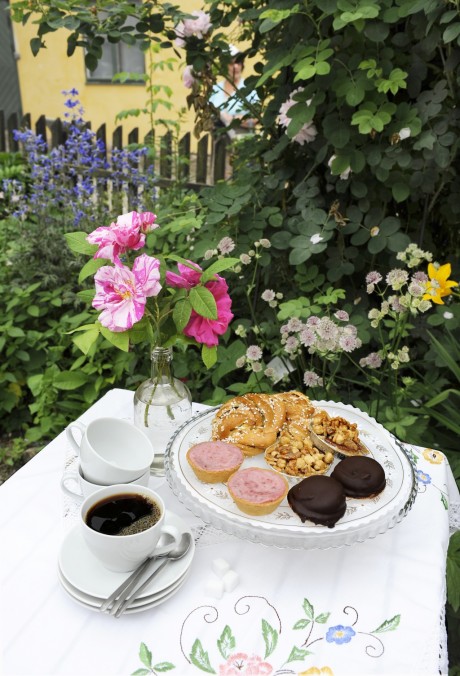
xmin=92 ymin=254 xmax=161 ymax=332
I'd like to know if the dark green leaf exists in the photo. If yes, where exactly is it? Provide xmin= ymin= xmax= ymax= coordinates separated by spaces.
xmin=173 ymin=298 xmax=192 ymax=333
xmin=190 ymin=287 xmax=218 ymax=320
xmin=30 ymin=37 xmax=42 ymax=56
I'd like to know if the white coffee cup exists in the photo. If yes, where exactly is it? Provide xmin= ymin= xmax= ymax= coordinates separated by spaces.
xmin=61 ymin=462 xmax=150 ymax=501
xmin=80 ymin=485 xmax=181 ymax=572
xmin=66 ymin=417 xmax=154 ymax=486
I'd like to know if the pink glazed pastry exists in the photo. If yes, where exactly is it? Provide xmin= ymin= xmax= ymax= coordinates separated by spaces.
xmin=187 ymin=441 xmax=244 ymax=483
xmin=227 ymin=467 xmax=289 ymax=516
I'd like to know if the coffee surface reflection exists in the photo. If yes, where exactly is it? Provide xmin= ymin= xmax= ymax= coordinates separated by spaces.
xmin=86 ymin=494 xmax=161 ymax=536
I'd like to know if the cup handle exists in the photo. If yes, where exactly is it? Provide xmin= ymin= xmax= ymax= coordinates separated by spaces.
xmin=154 ymin=524 xmax=182 ymax=556
xmin=66 ymin=420 xmax=86 ymax=456
xmin=60 ymin=471 xmax=83 ymax=500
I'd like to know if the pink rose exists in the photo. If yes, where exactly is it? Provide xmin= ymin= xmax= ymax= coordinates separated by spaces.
xmin=166 ymin=262 xmax=233 ymax=347
xmin=92 ymin=254 xmax=161 ymax=332
xmin=87 ymin=210 xmax=158 ymax=264
xmin=165 ymin=261 xmax=202 ymax=288
xmin=184 ymin=277 xmax=233 ymax=347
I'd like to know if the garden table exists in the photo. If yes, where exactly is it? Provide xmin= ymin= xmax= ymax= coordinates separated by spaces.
xmin=0 ymin=388 xmax=458 ymax=676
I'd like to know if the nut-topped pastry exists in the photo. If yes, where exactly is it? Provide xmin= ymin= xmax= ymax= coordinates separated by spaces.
xmin=310 ymin=409 xmax=370 ymax=456
xmin=265 ymin=431 xmax=334 ymax=478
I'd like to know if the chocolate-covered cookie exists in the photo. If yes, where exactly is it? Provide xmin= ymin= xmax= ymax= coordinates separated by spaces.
xmin=331 ymin=456 xmax=386 ymax=498
xmin=287 ymin=475 xmax=346 ymax=528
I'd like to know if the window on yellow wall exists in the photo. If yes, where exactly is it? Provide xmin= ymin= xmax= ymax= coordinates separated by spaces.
xmin=86 ymin=41 xmax=145 ymax=83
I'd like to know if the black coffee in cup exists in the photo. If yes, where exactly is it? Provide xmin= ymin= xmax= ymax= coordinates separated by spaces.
xmin=86 ymin=494 xmax=161 ymax=536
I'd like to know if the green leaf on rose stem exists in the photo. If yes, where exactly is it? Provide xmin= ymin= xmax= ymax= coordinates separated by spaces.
xmin=217 ymin=625 xmax=236 ymax=659
xmin=190 ymin=639 xmax=215 ymax=673
xmin=73 ymin=328 xmax=100 ymax=355
xmin=190 ymin=287 xmax=217 ymax=320
xmin=173 ymin=298 xmax=192 ymax=333
xmin=262 ymin=619 xmax=278 ymax=658
xmin=131 ymin=669 xmax=150 ymax=675
xmin=201 ymin=257 xmax=240 ymax=283
xmin=202 ymin=344 xmax=217 ymax=369
xmin=78 ymin=257 xmax=107 ymax=283
xmin=99 ymin=326 xmax=130 ymax=352
xmin=64 ymin=232 xmax=98 ymax=256
xmin=139 ymin=642 xmax=152 ymax=668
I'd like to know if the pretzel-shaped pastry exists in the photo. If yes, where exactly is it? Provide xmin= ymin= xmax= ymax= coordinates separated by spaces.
xmin=212 ymin=394 xmax=264 ymax=440
xmin=212 ymin=393 xmax=286 ymax=456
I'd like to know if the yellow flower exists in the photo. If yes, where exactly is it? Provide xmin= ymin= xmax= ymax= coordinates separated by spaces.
xmin=423 ymin=263 xmax=458 ymax=305
xmin=423 ymin=448 xmax=444 ymax=465
xmin=298 ymin=669 xmax=334 ymax=676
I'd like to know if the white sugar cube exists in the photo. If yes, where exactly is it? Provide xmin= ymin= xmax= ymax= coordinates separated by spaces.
xmin=222 ymin=569 xmax=240 ymax=592
xmin=205 ymin=578 xmax=224 ymax=599
xmin=212 ymin=558 xmax=231 ymax=578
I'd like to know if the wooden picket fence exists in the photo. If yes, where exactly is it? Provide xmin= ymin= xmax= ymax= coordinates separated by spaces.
xmin=0 ymin=109 xmax=230 ymax=188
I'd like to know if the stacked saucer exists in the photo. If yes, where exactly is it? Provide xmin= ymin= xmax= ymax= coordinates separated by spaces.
xmin=58 ymin=512 xmax=194 ymax=615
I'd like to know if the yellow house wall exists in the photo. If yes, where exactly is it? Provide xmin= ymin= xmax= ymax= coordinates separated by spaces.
xmin=12 ymin=0 xmax=201 ymax=145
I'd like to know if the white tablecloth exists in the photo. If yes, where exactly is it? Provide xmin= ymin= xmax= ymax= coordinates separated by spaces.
xmin=0 ymin=388 xmax=459 ymax=676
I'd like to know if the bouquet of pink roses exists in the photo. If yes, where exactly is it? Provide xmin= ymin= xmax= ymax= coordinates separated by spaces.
xmin=65 ymin=210 xmax=237 ymax=367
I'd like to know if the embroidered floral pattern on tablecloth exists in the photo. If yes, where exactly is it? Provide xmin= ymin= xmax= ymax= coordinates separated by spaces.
xmin=133 ymin=596 xmax=400 ymax=675
xmin=406 ymin=446 xmax=450 ymax=510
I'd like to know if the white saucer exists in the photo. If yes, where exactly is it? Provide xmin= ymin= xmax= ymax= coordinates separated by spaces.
xmin=58 ymin=512 xmax=195 ymax=600
xmin=58 ymin=563 xmax=189 ymax=607
xmin=58 ymin=566 xmax=192 ymax=614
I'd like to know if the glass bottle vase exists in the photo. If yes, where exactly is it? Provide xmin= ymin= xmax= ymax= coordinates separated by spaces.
xmin=133 ymin=346 xmax=192 ymax=457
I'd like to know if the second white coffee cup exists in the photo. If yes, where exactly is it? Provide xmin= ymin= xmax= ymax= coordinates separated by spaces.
xmin=80 ymin=485 xmax=181 ymax=572
xmin=66 ymin=417 xmax=154 ymax=485
xmin=61 ymin=462 xmax=150 ymax=501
